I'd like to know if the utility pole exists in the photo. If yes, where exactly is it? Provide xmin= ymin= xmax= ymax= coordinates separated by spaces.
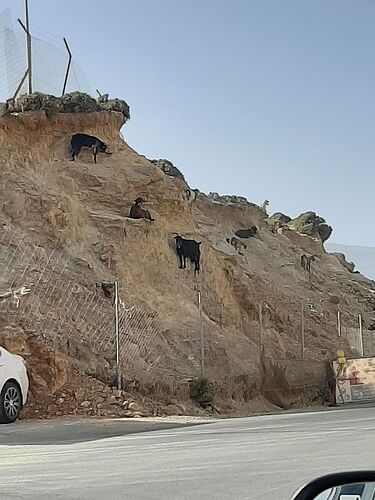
xmin=24 ymin=0 xmax=32 ymax=93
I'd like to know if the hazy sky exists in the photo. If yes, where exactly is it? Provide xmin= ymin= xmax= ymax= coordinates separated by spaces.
xmin=2 ymin=0 xmax=375 ymax=246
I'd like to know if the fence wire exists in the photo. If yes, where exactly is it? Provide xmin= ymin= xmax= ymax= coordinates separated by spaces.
xmin=0 ymin=227 xmax=115 ymax=360
xmin=0 ymin=223 xmax=372 ymax=400
xmin=0 ymin=7 xmax=92 ymax=101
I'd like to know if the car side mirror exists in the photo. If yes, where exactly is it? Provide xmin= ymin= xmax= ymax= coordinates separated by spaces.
xmin=291 ymin=472 xmax=375 ymax=500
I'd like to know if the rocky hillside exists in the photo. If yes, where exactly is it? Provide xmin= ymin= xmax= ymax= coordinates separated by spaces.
xmin=326 ymin=243 xmax=375 ymax=280
xmin=1 ymin=93 xmax=375 ymax=417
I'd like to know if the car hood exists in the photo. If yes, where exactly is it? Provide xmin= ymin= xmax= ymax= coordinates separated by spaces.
xmin=0 ymin=346 xmax=25 ymax=363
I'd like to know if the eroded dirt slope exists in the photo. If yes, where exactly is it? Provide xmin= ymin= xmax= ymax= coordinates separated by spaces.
xmin=1 ymin=109 xmax=374 ymax=416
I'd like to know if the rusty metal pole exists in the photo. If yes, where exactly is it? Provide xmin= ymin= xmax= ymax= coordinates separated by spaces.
xmin=62 ymin=37 xmax=72 ymax=96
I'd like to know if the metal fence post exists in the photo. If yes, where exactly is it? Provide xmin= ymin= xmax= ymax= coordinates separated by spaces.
xmin=358 ymin=313 xmax=364 ymax=357
xmin=301 ymin=303 xmax=305 ymax=395
xmin=198 ymin=288 xmax=205 ymax=379
xmin=337 ymin=310 xmax=341 ymax=342
xmin=114 ymin=281 xmax=122 ymax=390
xmin=301 ymin=303 xmax=305 ymax=360
xmin=62 ymin=37 xmax=72 ymax=96
xmin=24 ymin=0 xmax=32 ymax=94
xmin=258 ymin=303 xmax=263 ymax=349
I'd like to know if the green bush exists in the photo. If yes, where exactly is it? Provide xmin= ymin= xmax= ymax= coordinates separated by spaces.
xmin=189 ymin=377 xmax=214 ymax=407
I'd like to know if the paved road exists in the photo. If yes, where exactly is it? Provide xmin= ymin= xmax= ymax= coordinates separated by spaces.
xmin=0 ymin=408 xmax=374 ymax=499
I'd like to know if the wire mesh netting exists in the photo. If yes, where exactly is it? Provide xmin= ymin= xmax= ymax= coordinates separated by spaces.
xmin=0 ymin=226 xmax=180 ymax=385
xmin=0 ymin=7 xmax=92 ymax=101
xmin=0 ymin=227 xmax=116 ymax=360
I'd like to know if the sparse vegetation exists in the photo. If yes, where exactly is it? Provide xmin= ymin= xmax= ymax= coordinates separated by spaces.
xmin=189 ymin=378 xmax=214 ymax=407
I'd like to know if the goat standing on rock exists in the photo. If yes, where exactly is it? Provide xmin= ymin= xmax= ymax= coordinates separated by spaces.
xmin=70 ymin=133 xmax=111 ymax=164
xmin=174 ymin=235 xmax=201 ymax=273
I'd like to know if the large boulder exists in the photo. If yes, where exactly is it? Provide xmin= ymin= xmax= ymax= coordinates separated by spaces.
xmin=268 ymin=212 xmax=292 ymax=232
xmin=99 ymin=98 xmax=130 ymax=121
xmin=288 ymin=211 xmax=332 ymax=243
xmin=332 ymin=252 xmax=355 ymax=273
xmin=58 ymin=92 xmax=100 ymax=113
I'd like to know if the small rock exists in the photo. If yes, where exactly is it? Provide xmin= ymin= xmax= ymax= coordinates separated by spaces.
xmin=328 ymin=295 xmax=340 ymax=305
xmin=57 ymin=398 xmax=64 ymax=405
xmin=80 ymin=400 xmax=91 ymax=408
xmin=128 ymin=401 xmax=141 ymax=413
xmin=122 ymin=411 xmax=135 ymax=418
xmin=74 ymin=389 xmax=86 ymax=403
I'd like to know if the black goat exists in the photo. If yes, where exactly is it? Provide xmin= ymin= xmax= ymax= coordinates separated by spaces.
xmin=174 ymin=235 xmax=201 ymax=273
xmin=235 ymin=226 xmax=257 ymax=239
xmin=70 ymin=133 xmax=111 ymax=164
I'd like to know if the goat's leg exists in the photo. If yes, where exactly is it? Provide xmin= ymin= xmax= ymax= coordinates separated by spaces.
xmin=179 ymin=255 xmax=184 ymax=269
xmin=92 ymin=144 xmax=98 ymax=164
xmin=195 ymin=258 xmax=200 ymax=273
xmin=70 ymin=147 xmax=80 ymax=161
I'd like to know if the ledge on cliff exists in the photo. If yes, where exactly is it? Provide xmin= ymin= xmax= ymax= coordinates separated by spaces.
xmin=1 ymin=91 xmax=130 ymax=121
xmin=0 ymin=109 xmax=127 ymax=165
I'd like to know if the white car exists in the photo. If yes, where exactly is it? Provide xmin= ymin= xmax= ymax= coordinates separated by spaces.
xmin=0 ymin=347 xmax=29 ymax=423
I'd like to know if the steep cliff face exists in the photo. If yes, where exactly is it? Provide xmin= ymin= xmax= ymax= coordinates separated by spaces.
xmin=1 ymin=108 xmax=374 ymax=416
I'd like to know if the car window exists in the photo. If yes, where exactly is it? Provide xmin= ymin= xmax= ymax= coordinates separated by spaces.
xmin=340 ymin=484 xmax=365 ymax=495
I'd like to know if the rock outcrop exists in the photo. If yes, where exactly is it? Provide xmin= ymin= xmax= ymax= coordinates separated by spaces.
xmin=150 ymin=159 xmax=187 ymax=184
xmin=288 ymin=211 xmax=333 ymax=243
xmin=268 ymin=212 xmax=292 ymax=232
xmin=331 ymin=252 xmax=355 ymax=273
xmin=7 ymin=91 xmax=130 ymax=121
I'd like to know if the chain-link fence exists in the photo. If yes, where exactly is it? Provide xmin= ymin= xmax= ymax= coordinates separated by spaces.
xmin=0 ymin=222 xmax=372 ymax=404
xmin=0 ymin=224 xmax=204 ymax=392
xmin=0 ymin=227 xmax=114 ymax=357
xmin=0 ymin=7 xmax=92 ymax=101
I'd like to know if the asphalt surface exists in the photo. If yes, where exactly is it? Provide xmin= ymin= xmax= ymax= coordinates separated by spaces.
xmin=0 ymin=408 xmax=374 ymax=499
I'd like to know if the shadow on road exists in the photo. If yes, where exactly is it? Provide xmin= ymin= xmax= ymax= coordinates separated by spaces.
xmin=0 ymin=418 xmax=206 ymax=446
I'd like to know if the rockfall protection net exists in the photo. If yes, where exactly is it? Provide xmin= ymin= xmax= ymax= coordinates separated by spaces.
xmin=0 ymin=7 xmax=92 ymax=102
